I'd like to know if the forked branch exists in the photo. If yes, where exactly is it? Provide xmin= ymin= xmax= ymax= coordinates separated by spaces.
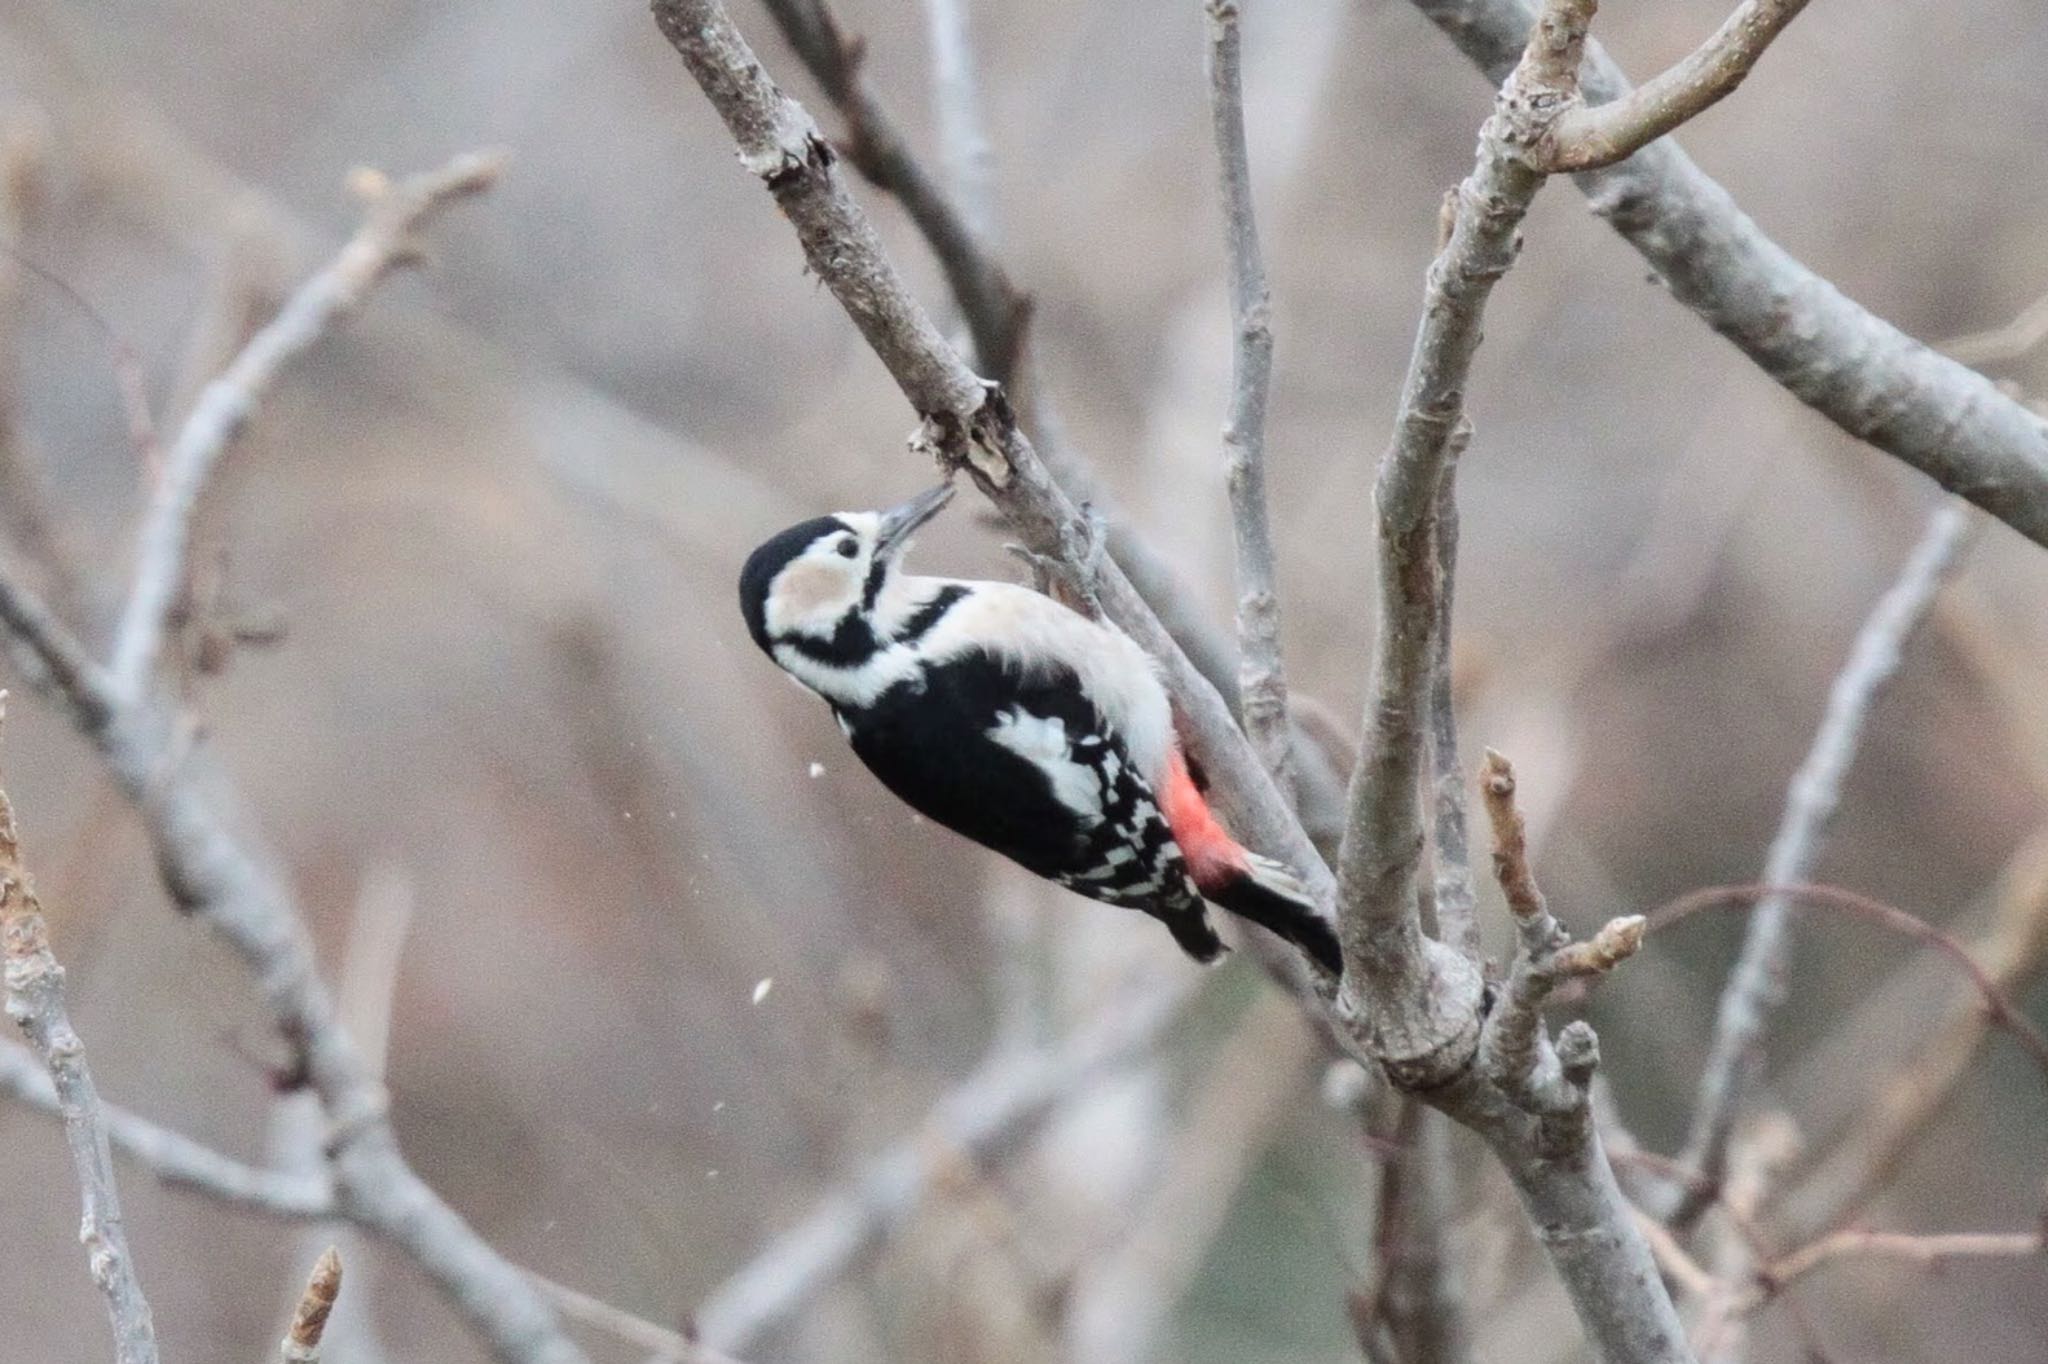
xmin=1404 ymin=0 xmax=2048 ymax=546
xmin=1540 ymin=0 xmax=1811 ymax=173
xmin=107 ymin=152 xmax=503 ymax=706
xmin=755 ymin=0 xmax=1029 ymax=381
xmin=1477 ymin=749 xmax=1644 ymax=1137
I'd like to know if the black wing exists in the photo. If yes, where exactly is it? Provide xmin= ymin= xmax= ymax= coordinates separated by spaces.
xmin=839 ymin=650 xmax=1217 ymax=954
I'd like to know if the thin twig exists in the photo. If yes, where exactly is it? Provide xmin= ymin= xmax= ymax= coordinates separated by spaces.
xmin=1476 ymin=749 xmax=1644 ymax=1127
xmin=106 ymin=151 xmax=503 ymax=705
xmin=691 ymin=977 xmax=1195 ymax=1353
xmin=1782 ymin=827 xmax=2048 ymax=1241
xmin=1205 ymin=0 xmax=1292 ymax=798
xmin=271 ymin=860 xmax=418 ymax=1364
xmin=1691 ymin=1114 xmax=1800 ymax=1361
xmin=1667 ymin=501 xmax=1974 ymax=1225
xmin=0 ymin=118 xmax=89 ymax=623
xmin=1540 ymin=0 xmax=1812 ymax=173
xmin=1630 ymin=881 xmax=2048 ymax=1084
xmin=1634 ymin=1207 xmax=1719 ymax=1300
xmin=526 ymin=1272 xmax=749 ymax=1364
xmin=1368 ymin=1103 xmax=1476 ymax=1364
xmin=2 ymin=719 xmax=161 ymax=1364
xmin=0 ymin=230 xmax=164 ymax=479
xmin=0 ymin=1039 xmax=336 ymax=1217
xmin=754 ymin=0 xmax=1029 ymax=381
xmin=1744 ymin=1227 xmax=2045 ymax=1309
xmin=0 ymin=546 xmax=119 ymax=733
xmin=281 ymin=1248 xmax=342 ymax=1364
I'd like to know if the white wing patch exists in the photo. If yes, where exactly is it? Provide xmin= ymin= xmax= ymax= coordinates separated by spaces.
xmin=987 ymin=707 xmax=1104 ymax=824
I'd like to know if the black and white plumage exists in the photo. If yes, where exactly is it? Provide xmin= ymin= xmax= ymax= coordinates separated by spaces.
xmin=738 ymin=484 xmax=1341 ymax=974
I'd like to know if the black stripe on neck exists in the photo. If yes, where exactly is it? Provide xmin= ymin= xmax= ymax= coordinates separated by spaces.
xmin=861 ymin=556 xmax=890 ymax=611
xmin=893 ymin=585 xmax=969 ymax=645
xmin=780 ymin=585 xmax=967 ymax=667
xmin=781 ymin=611 xmax=882 ymax=667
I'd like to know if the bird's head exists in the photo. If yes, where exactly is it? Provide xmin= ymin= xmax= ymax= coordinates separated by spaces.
xmin=738 ymin=482 xmax=956 ymax=658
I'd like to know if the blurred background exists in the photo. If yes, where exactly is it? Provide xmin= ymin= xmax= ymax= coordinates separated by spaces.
xmin=0 ymin=0 xmax=2044 ymax=1360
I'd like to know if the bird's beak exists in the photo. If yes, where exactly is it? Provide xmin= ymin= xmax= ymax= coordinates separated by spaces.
xmin=874 ymin=483 xmax=955 ymax=559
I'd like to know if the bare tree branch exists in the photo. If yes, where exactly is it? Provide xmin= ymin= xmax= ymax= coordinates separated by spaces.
xmin=691 ymin=976 xmax=1195 ymax=1353
xmin=2 ymin=1037 xmax=758 ymax=1364
xmin=1404 ymin=0 xmax=2048 ymax=549
xmin=1666 ymin=501 xmax=1974 ymax=1225
xmin=88 ymin=710 xmax=585 ymax=1364
xmin=0 ymin=1039 xmax=336 ymax=1217
xmin=106 ymin=151 xmax=503 ymax=706
xmin=280 ymin=1248 xmax=342 ymax=1364
xmin=1204 ymin=0 xmax=1292 ymax=796
xmin=0 ymin=154 xmax=588 ymax=1364
xmin=0 ymin=863 xmax=1161 ymax=1364
xmin=755 ymin=0 xmax=1029 ymax=381
xmin=1331 ymin=0 xmax=1602 ymax=1076
xmin=2 ymin=731 xmax=161 ymax=1364
xmin=1540 ymin=0 xmax=1812 ymax=173
xmin=0 ymin=548 xmax=119 ymax=733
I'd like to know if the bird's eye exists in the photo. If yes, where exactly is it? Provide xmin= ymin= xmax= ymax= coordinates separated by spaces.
xmin=836 ymin=537 xmax=860 ymax=559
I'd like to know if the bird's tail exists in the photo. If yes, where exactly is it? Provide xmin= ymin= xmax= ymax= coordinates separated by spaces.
xmin=1160 ymin=907 xmax=1228 ymax=964
xmin=1157 ymin=746 xmax=1342 ymax=976
xmin=1201 ymin=854 xmax=1342 ymax=976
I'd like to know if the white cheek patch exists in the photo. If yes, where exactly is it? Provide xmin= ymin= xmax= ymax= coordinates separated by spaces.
xmin=987 ymin=708 xmax=1103 ymax=824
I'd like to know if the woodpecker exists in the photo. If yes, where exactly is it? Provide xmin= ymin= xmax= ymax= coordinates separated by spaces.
xmin=737 ymin=483 xmax=1341 ymax=975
